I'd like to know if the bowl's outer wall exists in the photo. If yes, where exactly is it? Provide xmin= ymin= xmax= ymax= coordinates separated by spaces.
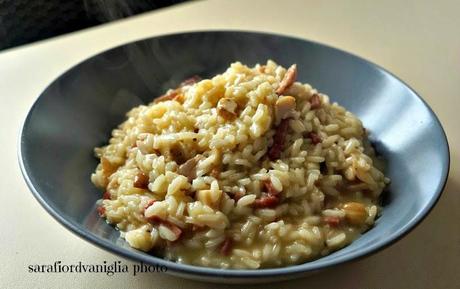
xmin=20 ymin=31 xmax=449 ymax=282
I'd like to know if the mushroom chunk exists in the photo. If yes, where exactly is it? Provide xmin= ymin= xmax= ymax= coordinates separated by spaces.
xmin=217 ymin=98 xmax=238 ymax=120
xmin=177 ymin=155 xmax=202 ymax=182
xmin=275 ymin=95 xmax=296 ymax=122
xmin=276 ymin=64 xmax=297 ymax=95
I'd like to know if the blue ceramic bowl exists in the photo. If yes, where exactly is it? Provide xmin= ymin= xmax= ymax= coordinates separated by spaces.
xmin=18 ymin=31 xmax=449 ymax=283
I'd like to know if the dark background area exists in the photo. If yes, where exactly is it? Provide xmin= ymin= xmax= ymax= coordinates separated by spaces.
xmin=0 ymin=0 xmax=189 ymax=51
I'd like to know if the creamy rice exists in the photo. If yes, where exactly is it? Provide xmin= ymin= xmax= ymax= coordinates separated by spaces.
xmin=91 ymin=60 xmax=389 ymax=269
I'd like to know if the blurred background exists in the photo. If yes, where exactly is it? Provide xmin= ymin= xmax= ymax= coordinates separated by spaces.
xmin=0 ymin=0 xmax=190 ymax=50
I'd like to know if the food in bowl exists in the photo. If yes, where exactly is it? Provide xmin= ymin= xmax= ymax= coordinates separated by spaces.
xmin=91 ymin=60 xmax=389 ymax=269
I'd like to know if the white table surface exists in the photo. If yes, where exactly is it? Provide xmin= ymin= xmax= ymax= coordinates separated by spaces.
xmin=1 ymin=0 xmax=459 ymax=288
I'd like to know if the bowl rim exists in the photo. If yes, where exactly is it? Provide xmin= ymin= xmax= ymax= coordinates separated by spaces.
xmin=18 ymin=29 xmax=450 ymax=279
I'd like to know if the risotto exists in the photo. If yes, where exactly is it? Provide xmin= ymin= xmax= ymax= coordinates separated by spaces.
xmin=91 ymin=60 xmax=389 ymax=269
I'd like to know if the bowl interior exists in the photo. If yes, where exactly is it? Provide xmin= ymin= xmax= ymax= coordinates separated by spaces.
xmin=19 ymin=31 xmax=449 ymax=281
